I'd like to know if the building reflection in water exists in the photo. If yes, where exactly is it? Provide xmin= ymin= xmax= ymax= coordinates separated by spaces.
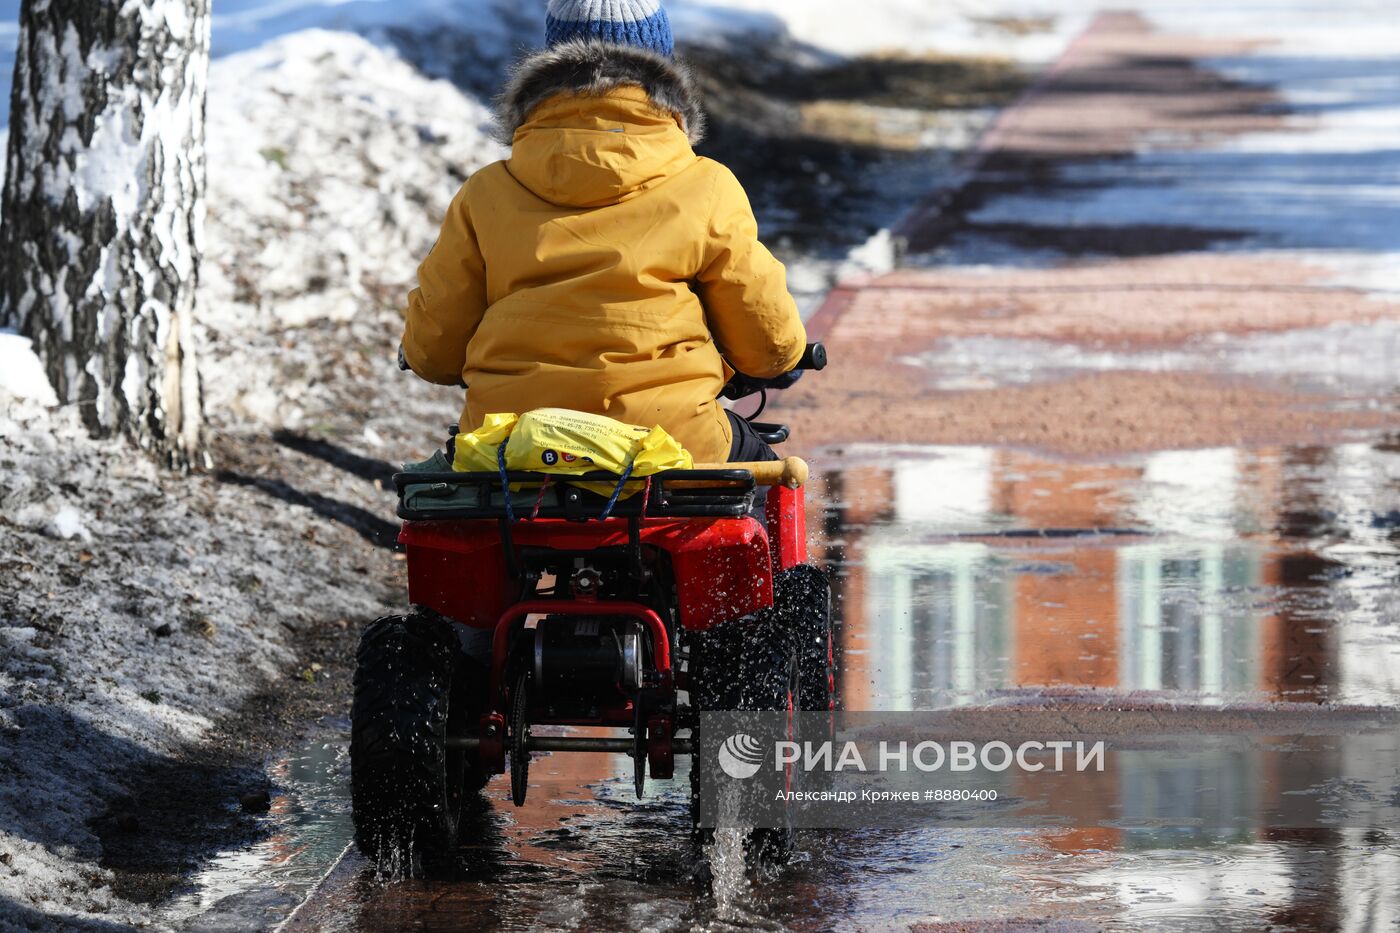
xmin=823 ymin=444 xmax=1400 ymax=710
xmin=1117 ymin=542 xmax=1260 ymax=695
xmin=819 ymin=442 xmax=1400 ymax=930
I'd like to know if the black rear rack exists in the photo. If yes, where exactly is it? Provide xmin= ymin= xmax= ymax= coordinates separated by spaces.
xmin=394 ymin=469 xmax=758 ymax=522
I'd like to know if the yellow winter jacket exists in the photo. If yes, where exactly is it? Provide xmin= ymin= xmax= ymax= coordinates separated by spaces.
xmin=401 ymin=46 xmax=805 ymax=464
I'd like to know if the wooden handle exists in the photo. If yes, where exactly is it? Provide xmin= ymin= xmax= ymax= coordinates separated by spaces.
xmin=694 ymin=456 xmax=809 ymax=488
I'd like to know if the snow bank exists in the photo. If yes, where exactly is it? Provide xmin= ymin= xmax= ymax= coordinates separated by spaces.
xmin=0 ymin=392 xmax=334 ymax=927
xmin=198 ymin=30 xmax=504 ymax=427
xmin=1 ymin=310 xmax=409 ymax=924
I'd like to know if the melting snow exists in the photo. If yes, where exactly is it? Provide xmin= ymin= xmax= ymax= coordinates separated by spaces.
xmin=0 ymin=330 xmax=58 ymax=406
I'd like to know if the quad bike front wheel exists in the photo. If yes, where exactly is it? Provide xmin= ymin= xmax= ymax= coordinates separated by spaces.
xmin=350 ymin=607 xmax=488 ymax=872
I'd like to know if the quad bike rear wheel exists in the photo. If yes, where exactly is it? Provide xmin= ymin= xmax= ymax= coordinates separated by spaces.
xmin=778 ymin=565 xmax=837 ymax=713
xmin=350 ymin=607 xmax=487 ymax=872
xmin=688 ymin=564 xmax=834 ymax=864
xmin=688 ymin=611 xmax=798 ymax=863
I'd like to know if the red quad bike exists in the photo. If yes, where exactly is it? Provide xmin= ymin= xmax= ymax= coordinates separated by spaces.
xmin=350 ymin=343 xmax=834 ymax=871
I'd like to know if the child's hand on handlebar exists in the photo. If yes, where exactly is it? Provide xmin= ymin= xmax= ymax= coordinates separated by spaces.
xmin=719 ymin=342 xmax=825 ymax=401
xmin=720 ymin=369 xmax=800 ymax=400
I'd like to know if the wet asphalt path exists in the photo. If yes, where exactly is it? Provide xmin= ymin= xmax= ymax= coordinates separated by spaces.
xmin=185 ymin=3 xmax=1400 ymax=930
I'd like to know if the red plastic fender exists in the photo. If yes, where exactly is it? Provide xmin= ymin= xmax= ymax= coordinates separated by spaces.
xmin=766 ymin=484 xmax=808 ymax=570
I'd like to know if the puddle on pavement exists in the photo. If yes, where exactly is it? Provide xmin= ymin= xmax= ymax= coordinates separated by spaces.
xmin=179 ymin=439 xmax=1400 ymax=931
xmin=171 ymin=726 xmax=354 ymax=931
xmin=821 ymin=442 xmax=1400 ymax=710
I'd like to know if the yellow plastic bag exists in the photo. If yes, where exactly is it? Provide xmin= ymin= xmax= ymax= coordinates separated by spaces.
xmin=452 ymin=409 xmax=692 ymax=491
xmin=451 ymin=411 xmax=519 ymax=473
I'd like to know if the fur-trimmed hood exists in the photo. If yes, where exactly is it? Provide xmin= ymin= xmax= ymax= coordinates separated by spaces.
xmin=495 ymin=40 xmax=706 ymax=145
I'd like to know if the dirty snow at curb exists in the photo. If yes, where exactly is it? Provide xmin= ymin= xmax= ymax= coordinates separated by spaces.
xmin=0 ymin=32 xmax=501 ymax=930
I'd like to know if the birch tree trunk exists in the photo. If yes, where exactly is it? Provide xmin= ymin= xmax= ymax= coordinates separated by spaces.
xmin=1 ymin=0 xmax=209 ymax=468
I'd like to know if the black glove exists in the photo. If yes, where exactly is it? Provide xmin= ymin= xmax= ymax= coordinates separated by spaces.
xmin=764 ymin=369 xmax=804 ymax=391
xmin=720 ymin=368 xmax=803 ymax=401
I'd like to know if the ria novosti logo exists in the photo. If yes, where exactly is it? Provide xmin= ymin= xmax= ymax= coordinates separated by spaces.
xmin=717 ymin=733 xmax=765 ymax=779
xmin=716 ymin=731 xmax=1107 ymax=779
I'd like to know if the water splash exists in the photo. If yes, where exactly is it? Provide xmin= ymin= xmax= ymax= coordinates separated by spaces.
xmin=706 ymin=827 xmax=750 ymax=924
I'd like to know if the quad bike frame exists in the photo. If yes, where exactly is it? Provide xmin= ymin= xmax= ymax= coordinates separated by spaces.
xmin=352 ymin=343 xmax=830 ymax=865
xmin=392 ymin=458 xmax=810 ymax=800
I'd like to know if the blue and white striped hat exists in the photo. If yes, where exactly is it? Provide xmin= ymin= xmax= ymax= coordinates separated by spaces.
xmin=545 ymin=0 xmax=675 ymax=58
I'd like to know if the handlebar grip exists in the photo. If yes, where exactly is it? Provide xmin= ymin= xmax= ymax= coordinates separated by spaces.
xmin=798 ymin=342 xmax=827 ymax=371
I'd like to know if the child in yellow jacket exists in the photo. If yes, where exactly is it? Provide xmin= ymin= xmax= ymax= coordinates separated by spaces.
xmin=401 ymin=0 xmax=806 ymax=464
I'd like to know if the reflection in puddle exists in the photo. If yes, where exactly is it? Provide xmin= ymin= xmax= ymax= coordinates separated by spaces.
xmin=826 ymin=442 xmax=1400 ymax=710
xmin=172 ymin=729 xmax=354 ymax=930
xmin=807 ymin=441 xmax=1400 ymax=930
xmin=858 ymin=538 xmax=1272 ymax=707
xmin=1017 ymin=829 xmax=1400 ymax=932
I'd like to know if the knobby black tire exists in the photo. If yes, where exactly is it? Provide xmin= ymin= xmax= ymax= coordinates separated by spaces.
xmin=688 ymin=611 xmax=799 ymax=864
xmin=776 ymin=565 xmax=837 ymax=713
xmin=350 ymin=607 xmax=486 ymax=873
